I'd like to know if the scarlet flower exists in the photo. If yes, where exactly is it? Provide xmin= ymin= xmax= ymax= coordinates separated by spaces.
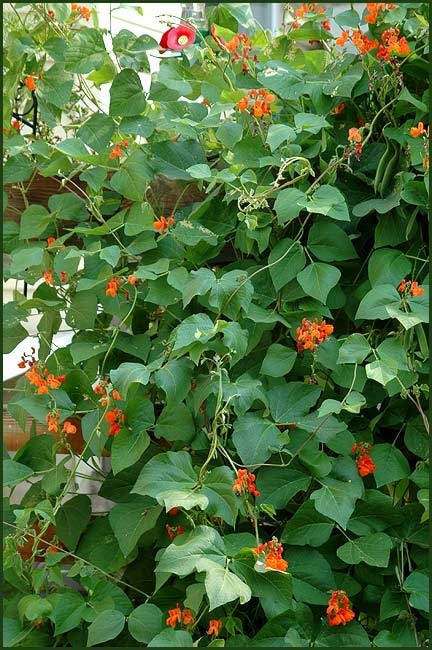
xmin=351 ymin=29 xmax=379 ymax=55
xmin=24 ymin=76 xmax=37 ymax=91
xmin=252 ymin=538 xmax=288 ymax=572
xmin=46 ymin=410 xmax=60 ymax=433
xmin=71 ymin=3 xmax=79 ymax=10
xmin=11 ymin=119 xmax=20 ymax=131
xmin=332 ymin=102 xmax=345 ymax=115
xmin=181 ymin=609 xmax=194 ymax=625
xmin=127 ymin=275 xmax=139 ymax=286
xmin=232 ymin=468 xmax=260 ymax=497
xmin=45 ymin=371 xmax=66 ymax=390
xmin=43 ymin=269 xmax=54 ymax=285
xmin=47 ymin=237 xmax=56 ymax=246
xmin=237 ymin=96 xmax=249 ymax=111
xmin=153 ymin=215 xmax=175 ymax=234
xmin=348 ymin=127 xmax=362 ymax=143
xmin=322 ymin=19 xmax=331 ymax=31
xmin=207 ymin=619 xmax=223 ymax=637
xmin=292 ymin=20 xmax=300 ymax=29
xmin=377 ymin=28 xmax=410 ymax=61
xmin=105 ymin=408 xmax=125 ymax=436
xmin=358 ymin=117 xmax=366 ymax=127
xmin=63 ymin=421 xmax=77 ymax=435
xmin=166 ymin=524 xmax=185 ymax=540
xmin=159 ymin=24 xmax=196 ymax=51
xmin=398 ymin=278 xmax=425 ymax=297
xmin=410 ymin=281 xmax=425 ymax=297
xmin=47 ymin=9 xmax=55 ymax=19
xmin=365 ymin=3 xmax=396 ymax=24
xmin=296 ymin=318 xmax=334 ymax=353
xmin=335 ymin=30 xmax=349 ymax=46
xmin=352 ymin=442 xmax=376 ymax=477
xmin=59 ymin=271 xmax=68 ymax=283
xmin=295 ymin=3 xmax=324 ymax=19
xmin=105 ymin=277 xmax=122 ymax=297
xmin=166 ymin=605 xmax=182 ymax=628
xmin=168 ymin=508 xmax=179 ymax=516
xmin=109 ymin=144 xmax=123 ymax=159
xmin=111 ymin=389 xmax=122 ymax=401
xmin=327 ymin=590 xmax=355 ymax=626
xmin=78 ymin=5 xmax=91 ymax=21
xmin=410 ymin=122 xmax=426 ymax=138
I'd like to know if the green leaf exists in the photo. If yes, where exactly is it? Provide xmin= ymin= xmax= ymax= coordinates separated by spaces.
xmin=109 ymin=496 xmax=162 ymax=557
xmin=202 ymin=466 xmax=238 ymax=527
xmin=87 ymin=609 xmax=126 ymax=647
xmin=268 ymin=381 xmax=321 ymax=423
xmin=172 ymin=313 xmax=216 ymax=352
xmin=310 ymin=478 xmax=363 ymax=529
xmin=14 ymin=434 xmax=56 ymax=471
xmin=368 ymin=249 xmax=411 ymax=287
xmin=334 ymin=9 xmax=361 ymax=27
xmin=156 ymin=525 xmax=225 ymax=576
xmin=109 ymin=69 xmax=146 ymax=117
xmin=128 ymin=604 xmax=164 ymax=644
xmin=315 ymin=621 xmax=371 ymax=647
xmin=148 ymin=629 xmax=194 ymax=647
xmin=221 ymin=321 xmax=248 ymax=366
xmin=256 ymin=468 xmax=310 ymax=510
xmin=232 ymin=413 xmax=282 ymax=465
xmin=64 ymin=28 xmax=107 ymax=73
xmin=308 ymin=222 xmax=358 ymax=262
xmin=371 ymin=444 xmax=411 ymax=488
xmin=154 ymin=403 xmax=195 ymax=443
xmin=49 ymin=591 xmax=86 ymax=636
xmin=77 ymin=518 xmax=128 ymax=572
xmin=216 ymin=121 xmax=243 ymax=148
xmin=111 ymin=429 xmax=150 ymax=475
xmin=337 ymin=334 xmax=371 ymax=364
xmin=337 ymin=532 xmax=393 ymax=567
xmin=401 ymin=180 xmax=428 ymax=207
xmin=281 ymin=501 xmax=334 ymax=546
xmin=347 ymin=490 xmax=404 ymax=536
xmin=208 ymin=269 xmax=253 ymax=319
xmin=77 ymin=113 xmax=115 ymax=153
xmin=154 ymin=358 xmax=193 ymax=403
xmin=266 ymin=124 xmax=296 ymax=152
xmin=297 ymin=263 xmax=341 ymax=303
xmin=301 ymin=185 xmax=350 ymax=221
xmin=182 ymin=268 xmax=215 ymax=307
xmin=55 ymin=494 xmax=92 ymax=551
xmin=110 ymin=362 xmax=150 ymax=397
xmin=355 ymin=284 xmax=401 ymax=320
xmin=365 ymin=360 xmax=397 ymax=386
xmin=66 ymin=291 xmax=98 ymax=330
xmin=198 ymin=557 xmax=252 ymax=610
xmin=110 ymin=152 xmax=153 ymax=201
xmin=19 ymin=205 xmax=52 ymax=240
xmin=124 ymin=202 xmax=155 ymax=236
xmin=403 ymin=570 xmax=428 ymax=612
xmin=174 ymin=220 xmax=218 ymax=247
xmin=353 ymin=191 xmax=401 ymax=217
xmin=274 ymin=188 xmax=306 ymax=224
xmin=379 ymin=589 xmax=406 ymax=621
xmin=133 ymin=451 xmax=208 ymax=511
xmin=260 ymin=344 xmax=297 ymax=377
xmin=294 ymin=113 xmax=330 ymax=134
xmin=269 ymin=239 xmax=306 ymax=291
xmin=3 ymin=459 xmax=34 ymax=487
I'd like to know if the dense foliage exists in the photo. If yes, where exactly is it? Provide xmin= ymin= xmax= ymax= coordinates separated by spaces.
xmin=3 ymin=2 xmax=429 ymax=647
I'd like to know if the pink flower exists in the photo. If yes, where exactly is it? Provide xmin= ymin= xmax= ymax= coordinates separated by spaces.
xmin=159 ymin=24 xmax=196 ymax=51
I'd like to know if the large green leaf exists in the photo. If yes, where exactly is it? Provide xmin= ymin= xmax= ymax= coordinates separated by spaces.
xmin=202 ymin=466 xmax=239 ymax=527
xmin=49 ymin=591 xmax=86 ymax=636
xmin=355 ymin=284 xmax=401 ymax=320
xmin=403 ymin=570 xmax=428 ymax=612
xmin=371 ymin=444 xmax=411 ymax=487
xmin=109 ymin=69 xmax=146 ymax=116
xmin=337 ymin=532 xmax=393 ymax=567
xmin=310 ymin=478 xmax=363 ymax=529
xmin=87 ymin=609 xmax=125 ymax=647
xmin=256 ymin=468 xmax=310 ymax=510
xmin=260 ymin=344 xmax=297 ymax=377
xmin=111 ymin=429 xmax=150 ymax=475
xmin=297 ymin=263 xmax=341 ymax=304
xmin=232 ymin=413 xmax=282 ymax=465
xmin=132 ymin=451 xmax=208 ymax=511
xmin=3 ymin=459 xmax=34 ymax=487
xmin=268 ymin=381 xmax=321 ymax=423
xmin=55 ymin=494 xmax=92 ymax=551
xmin=308 ymin=222 xmax=358 ymax=261
xmin=110 ymin=362 xmax=150 ymax=397
xmin=77 ymin=113 xmax=115 ymax=153
xmin=109 ymin=496 xmax=162 ymax=556
xmin=281 ymin=501 xmax=334 ymax=546
xmin=19 ymin=205 xmax=52 ymax=240
xmin=268 ymin=239 xmax=306 ymax=291
xmin=154 ymin=358 xmax=193 ymax=403
xmin=297 ymin=185 xmax=349 ymax=221
xmin=154 ymin=403 xmax=195 ymax=442
xmin=128 ymin=604 xmax=164 ymax=644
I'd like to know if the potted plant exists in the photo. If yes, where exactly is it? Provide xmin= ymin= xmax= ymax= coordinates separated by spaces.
xmin=3 ymin=2 xmax=429 ymax=647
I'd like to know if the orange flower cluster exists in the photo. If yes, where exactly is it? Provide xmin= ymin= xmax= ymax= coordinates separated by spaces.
xmin=153 ymin=215 xmax=175 ymax=234
xmin=365 ymin=3 xmax=396 ymax=24
xmin=109 ymin=140 xmax=128 ymax=159
xmin=19 ymin=353 xmax=66 ymax=395
xmin=127 ymin=275 xmax=139 ymax=286
xmin=106 ymin=276 xmax=122 ymax=298
xmin=71 ymin=4 xmax=91 ymax=21
xmin=24 ymin=75 xmax=37 ymax=91
xmin=236 ymin=89 xmax=276 ymax=118
xmin=207 ymin=619 xmax=223 ymax=637
xmin=377 ymin=28 xmax=410 ymax=61
xmin=46 ymin=410 xmax=77 ymax=435
xmin=253 ymin=538 xmax=288 ymax=572
xmin=43 ymin=269 xmax=54 ymax=285
xmin=336 ymin=29 xmax=378 ymax=55
xmin=166 ymin=523 xmax=185 ymax=540
xmin=166 ymin=604 xmax=194 ymax=628
xmin=210 ymin=25 xmax=256 ymax=73
xmin=94 ymin=380 xmax=123 ymax=408
xmin=296 ymin=318 xmax=334 ymax=353
xmin=294 ymin=3 xmax=325 ymax=18
xmin=348 ymin=127 xmax=362 ymax=143
xmin=409 ymin=122 xmax=427 ymax=138
xmin=232 ymin=468 xmax=260 ymax=497
xmin=327 ymin=590 xmax=355 ymax=626
xmin=352 ymin=442 xmax=376 ymax=477
xmin=105 ymin=408 xmax=125 ymax=436
xmin=398 ymin=279 xmax=425 ymax=297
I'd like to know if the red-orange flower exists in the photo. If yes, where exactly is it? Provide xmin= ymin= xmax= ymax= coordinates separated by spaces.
xmin=11 ymin=119 xmax=20 ymax=131
xmin=352 ymin=442 xmax=376 ymax=477
xmin=377 ymin=28 xmax=410 ymax=61
xmin=237 ymin=89 xmax=275 ymax=118
xmin=351 ymin=29 xmax=379 ymax=55
xmin=232 ymin=468 xmax=260 ymax=497
xmin=398 ymin=278 xmax=425 ymax=297
xmin=348 ymin=127 xmax=362 ymax=143
xmin=111 ymin=389 xmax=122 ymax=401
xmin=322 ymin=19 xmax=331 ymax=31
xmin=47 ymin=237 xmax=56 ymax=247
xmin=332 ymin=102 xmax=346 ymax=115
xmin=166 ymin=524 xmax=185 ymax=540
xmin=59 ymin=271 xmax=68 ymax=283
xmin=207 ymin=619 xmax=223 ymax=637
xmin=46 ymin=410 xmax=60 ymax=433
xmin=295 ymin=3 xmax=325 ymax=18
xmin=327 ymin=590 xmax=355 ymax=626
xmin=63 ymin=421 xmax=77 ymax=435
xmin=105 ymin=277 xmax=122 ymax=297
xmin=364 ymin=3 xmax=396 ymax=24
xmin=105 ymin=408 xmax=125 ymax=436
xmin=127 ymin=275 xmax=139 ymax=286
xmin=160 ymin=24 xmax=196 ymax=51
xmin=153 ymin=215 xmax=175 ymax=234
xmin=181 ymin=609 xmax=194 ymax=625
xmin=109 ymin=144 xmax=122 ymax=159
xmin=168 ymin=507 xmax=179 ymax=516
xmin=336 ymin=30 xmax=349 ymax=46
xmin=410 ymin=281 xmax=425 ymax=297
xmin=410 ymin=122 xmax=426 ymax=138
xmin=252 ymin=538 xmax=288 ymax=572
xmin=166 ymin=605 xmax=182 ymax=628
xmin=79 ymin=5 xmax=91 ymax=21
xmin=43 ymin=269 xmax=54 ymax=285
xmin=296 ymin=318 xmax=334 ymax=353
xmin=24 ymin=76 xmax=37 ymax=91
